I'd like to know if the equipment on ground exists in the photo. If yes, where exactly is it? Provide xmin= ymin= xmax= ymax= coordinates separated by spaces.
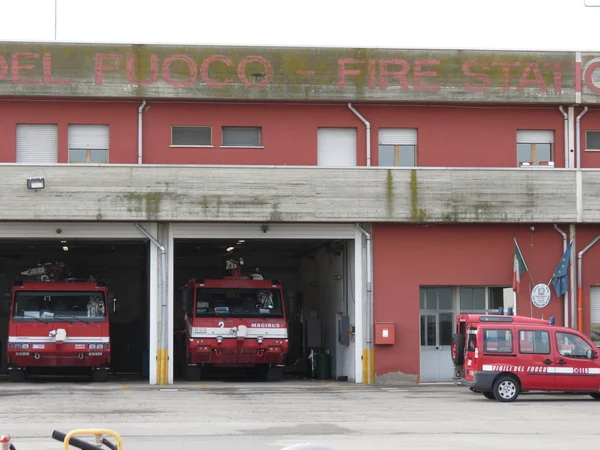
xmin=180 ymin=256 xmax=289 ymax=381
xmin=5 ymin=262 xmax=116 ymax=383
xmin=1 ymin=428 xmax=122 ymax=450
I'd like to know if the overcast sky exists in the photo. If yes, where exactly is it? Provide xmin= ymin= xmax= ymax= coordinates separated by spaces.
xmin=0 ymin=0 xmax=599 ymax=51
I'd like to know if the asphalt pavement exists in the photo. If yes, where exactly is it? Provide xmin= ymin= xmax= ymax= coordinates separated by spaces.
xmin=1 ymin=377 xmax=599 ymax=450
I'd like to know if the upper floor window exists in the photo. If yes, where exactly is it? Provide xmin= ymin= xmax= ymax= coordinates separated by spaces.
xmin=171 ymin=126 xmax=212 ymax=147
xmin=68 ymin=124 xmax=109 ymax=163
xmin=517 ymin=130 xmax=554 ymax=168
xmin=586 ymin=131 xmax=600 ymax=151
xmin=16 ymin=124 xmax=58 ymax=164
xmin=378 ymin=128 xmax=417 ymax=167
xmin=222 ymin=126 xmax=262 ymax=147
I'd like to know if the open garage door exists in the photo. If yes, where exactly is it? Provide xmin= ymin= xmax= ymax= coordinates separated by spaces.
xmin=0 ymin=222 xmax=151 ymax=382
xmin=172 ymin=223 xmax=365 ymax=384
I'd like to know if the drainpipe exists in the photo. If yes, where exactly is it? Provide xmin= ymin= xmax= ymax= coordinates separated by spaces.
xmin=559 ymin=106 xmax=568 ymax=168
xmin=356 ymin=224 xmax=373 ymax=384
xmin=553 ymin=225 xmax=569 ymax=327
xmin=138 ymin=100 xmax=147 ymax=165
xmin=136 ymin=223 xmax=168 ymax=385
xmin=348 ymin=103 xmax=371 ymax=167
xmin=576 ymin=107 xmax=588 ymax=169
xmin=577 ymin=234 xmax=600 ymax=332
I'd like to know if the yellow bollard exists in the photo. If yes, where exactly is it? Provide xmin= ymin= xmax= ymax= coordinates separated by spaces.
xmin=63 ymin=429 xmax=123 ymax=450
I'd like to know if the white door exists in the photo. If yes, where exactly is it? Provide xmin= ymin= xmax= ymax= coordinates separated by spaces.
xmin=317 ymin=128 xmax=357 ymax=166
xmin=16 ymin=124 xmax=58 ymax=163
xmin=591 ymin=287 xmax=600 ymax=345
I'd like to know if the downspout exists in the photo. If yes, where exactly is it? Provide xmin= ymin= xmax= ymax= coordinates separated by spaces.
xmin=136 ymin=223 xmax=168 ymax=385
xmin=138 ymin=100 xmax=147 ymax=165
xmin=348 ymin=103 xmax=371 ymax=167
xmin=559 ymin=106 xmax=568 ymax=168
xmin=553 ymin=225 xmax=568 ymax=327
xmin=356 ymin=224 xmax=373 ymax=384
xmin=577 ymin=234 xmax=600 ymax=332
xmin=576 ymin=107 xmax=588 ymax=169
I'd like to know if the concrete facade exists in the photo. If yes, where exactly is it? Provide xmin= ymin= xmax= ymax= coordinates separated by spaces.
xmin=3 ymin=41 xmax=600 ymax=385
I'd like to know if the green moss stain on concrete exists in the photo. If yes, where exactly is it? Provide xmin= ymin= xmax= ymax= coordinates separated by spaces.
xmin=270 ymin=202 xmax=282 ymax=222
xmin=123 ymin=192 xmax=161 ymax=219
xmin=409 ymin=169 xmax=426 ymax=222
xmin=385 ymin=170 xmax=394 ymax=217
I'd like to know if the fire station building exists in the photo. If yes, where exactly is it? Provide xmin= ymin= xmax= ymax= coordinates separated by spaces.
xmin=0 ymin=42 xmax=600 ymax=385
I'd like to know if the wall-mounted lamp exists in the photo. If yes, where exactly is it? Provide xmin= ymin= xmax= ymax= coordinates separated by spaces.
xmin=26 ymin=177 xmax=45 ymax=190
xmin=226 ymin=246 xmax=234 ymax=252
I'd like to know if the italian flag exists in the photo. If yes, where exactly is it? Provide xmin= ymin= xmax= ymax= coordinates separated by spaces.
xmin=512 ymin=239 xmax=529 ymax=293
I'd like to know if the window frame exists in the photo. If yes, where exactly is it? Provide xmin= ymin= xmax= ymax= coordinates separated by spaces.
xmin=67 ymin=148 xmax=109 ymax=164
xmin=221 ymin=126 xmax=263 ymax=148
xmin=516 ymin=130 xmax=555 ymax=168
xmin=170 ymin=126 xmax=213 ymax=148
xmin=555 ymin=331 xmax=594 ymax=359
xmin=482 ymin=328 xmax=514 ymax=354
xmin=518 ymin=329 xmax=551 ymax=355
xmin=585 ymin=130 xmax=600 ymax=152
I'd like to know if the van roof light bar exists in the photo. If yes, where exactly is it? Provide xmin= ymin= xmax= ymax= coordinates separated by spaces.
xmin=479 ymin=316 xmax=514 ymax=323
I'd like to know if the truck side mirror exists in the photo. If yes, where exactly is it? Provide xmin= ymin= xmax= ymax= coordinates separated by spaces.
xmin=108 ymin=292 xmax=117 ymax=314
xmin=586 ymin=349 xmax=596 ymax=360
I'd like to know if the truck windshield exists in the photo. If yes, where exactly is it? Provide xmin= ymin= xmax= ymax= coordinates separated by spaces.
xmin=12 ymin=291 xmax=107 ymax=322
xmin=195 ymin=288 xmax=284 ymax=318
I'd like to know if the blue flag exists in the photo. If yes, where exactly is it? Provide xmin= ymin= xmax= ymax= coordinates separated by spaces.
xmin=551 ymin=240 xmax=573 ymax=297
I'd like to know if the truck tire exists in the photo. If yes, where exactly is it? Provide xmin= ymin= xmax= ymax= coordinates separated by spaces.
xmin=92 ymin=369 xmax=109 ymax=382
xmin=183 ymin=365 xmax=203 ymax=381
xmin=8 ymin=370 xmax=24 ymax=382
xmin=482 ymin=391 xmax=495 ymax=400
xmin=492 ymin=375 xmax=520 ymax=402
xmin=451 ymin=333 xmax=465 ymax=366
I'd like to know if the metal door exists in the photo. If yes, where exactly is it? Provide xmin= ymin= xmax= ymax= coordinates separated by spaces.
xmin=419 ymin=312 xmax=455 ymax=382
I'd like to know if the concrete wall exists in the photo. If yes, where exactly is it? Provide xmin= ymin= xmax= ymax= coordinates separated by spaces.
xmin=371 ymin=223 xmax=600 ymax=381
xmin=0 ymin=164 xmax=586 ymax=223
xmin=0 ymin=42 xmax=581 ymax=103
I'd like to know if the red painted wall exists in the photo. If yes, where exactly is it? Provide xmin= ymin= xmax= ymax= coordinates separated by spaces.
xmin=0 ymin=100 xmax=570 ymax=168
xmin=372 ymin=223 xmax=600 ymax=380
xmin=579 ymin=108 xmax=600 ymax=168
xmin=0 ymin=100 xmax=138 ymax=163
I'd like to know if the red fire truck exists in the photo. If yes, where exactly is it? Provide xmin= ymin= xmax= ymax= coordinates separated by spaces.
xmin=180 ymin=258 xmax=288 ymax=381
xmin=6 ymin=262 xmax=115 ymax=382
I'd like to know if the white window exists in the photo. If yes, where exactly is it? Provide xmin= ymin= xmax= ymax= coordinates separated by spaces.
xmin=16 ymin=124 xmax=58 ymax=163
xmin=222 ymin=126 xmax=262 ymax=147
xmin=378 ymin=128 xmax=417 ymax=167
xmin=68 ymin=124 xmax=109 ymax=163
xmin=516 ymin=130 xmax=554 ymax=167
xmin=586 ymin=131 xmax=600 ymax=151
xmin=317 ymin=128 xmax=357 ymax=166
xmin=171 ymin=126 xmax=212 ymax=147
xmin=590 ymin=287 xmax=600 ymax=345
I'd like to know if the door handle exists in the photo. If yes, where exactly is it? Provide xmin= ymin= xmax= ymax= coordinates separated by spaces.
xmin=557 ymin=359 xmax=567 ymax=365
xmin=542 ymin=359 xmax=552 ymax=365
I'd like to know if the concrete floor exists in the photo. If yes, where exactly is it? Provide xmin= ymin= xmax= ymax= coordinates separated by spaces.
xmin=1 ymin=379 xmax=599 ymax=450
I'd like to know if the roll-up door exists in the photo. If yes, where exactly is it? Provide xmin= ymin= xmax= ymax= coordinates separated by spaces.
xmin=68 ymin=124 xmax=110 ymax=163
xmin=379 ymin=128 xmax=417 ymax=145
xmin=591 ymin=287 xmax=600 ymax=344
xmin=317 ymin=128 xmax=357 ymax=166
xmin=516 ymin=130 xmax=554 ymax=144
xmin=16 ymin=124 xmax=58 ymax=163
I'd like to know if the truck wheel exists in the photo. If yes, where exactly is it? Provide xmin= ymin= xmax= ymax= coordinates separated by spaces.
xmin=482 ymin=391 xmax=495 ymax=400
xmin=590 ymin=393 xmax=600 ymax=400
xmin=92 ymin=369 xmax=109 ymax=382
xmin=266 ymin=366 xmax=284 ymax=382
xmin=492 ymin=375 xmax=520 ymax=402
xmin=8 ymin=370 xmax=24 ymax=382
xmin=451 ymin=333 xmax=465 ymax=366
xmin=183 ymin=365 xmax=203 ymax=381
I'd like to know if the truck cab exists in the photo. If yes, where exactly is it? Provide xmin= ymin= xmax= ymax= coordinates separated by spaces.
xmin=180 ymin=259 xmax=288 ymax=381
xmin=453 ymin=314 xmax=600 ymax=401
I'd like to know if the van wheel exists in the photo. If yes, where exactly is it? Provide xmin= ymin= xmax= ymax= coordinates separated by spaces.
xmin=590 ymin=393 xmax=600 ymax=400
xmin=482 ymin=391 xmax=495 ymax=400
xmin=492 ymin=375 xmax=520 ymax=402
xmin=451 ymin=333 xmax=465 ymax=366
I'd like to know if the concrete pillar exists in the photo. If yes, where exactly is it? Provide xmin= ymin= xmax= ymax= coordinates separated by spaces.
xmin=147 ymin=223 xmax=159 ymax=385
xmin=354 ymin=227 xmax=366 ymax=384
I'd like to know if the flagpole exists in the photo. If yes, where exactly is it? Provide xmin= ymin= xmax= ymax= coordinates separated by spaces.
xmin=54 ymin=0 xmax=57 ymax=41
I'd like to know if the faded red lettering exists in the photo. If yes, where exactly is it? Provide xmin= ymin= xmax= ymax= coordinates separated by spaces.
xmin=584 ymin=61 xmax=600 ymax=94
xmin=462 ymin=60 xmax=491 ymax=92
xmin=379 ymin=59 xmax=409 ymax=90
xmin=413 ymin=59 xmax=440 ymax=91
xmin=237 ymin=56 xmax=273 ymax=88
xmin=338 ymin=58 xmax=363 ymax=89
xmin=0 ymin=55 xmax=8 ymax=81
xmin=126 ymin=54 xmax=159 ymax=86
xmin=543 ymin=62 xmax=563 ymax=93
xmin=517 ymin=62 xmax=547 ymax=92
xmin=492 ymin=61 xmax=521 ymax=91
xmin=95 ymin=54 xmax=123 ymax=85
xmin=200 ymin=55 xmax=233 ymax=88
xmin=368 ymin=59 xmax=376 ymax=89
xmin=43 ymin=53 xmax=71 ymax=85
xmin=12 ymin=52 xmax=40 ymax=85
xmin=162 ymin=55 xmax=197 ymax=88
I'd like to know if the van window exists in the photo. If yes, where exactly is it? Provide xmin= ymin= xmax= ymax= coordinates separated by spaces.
xmin=556 ymin=331 xmax=593 ymax=359
xmin=518 ymin=330 xmax=550 ymax=354
xmin=483 ymin=329 xmax=513 ymax=353
xmin=467 ymin=328 xmax=477 ymax=352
